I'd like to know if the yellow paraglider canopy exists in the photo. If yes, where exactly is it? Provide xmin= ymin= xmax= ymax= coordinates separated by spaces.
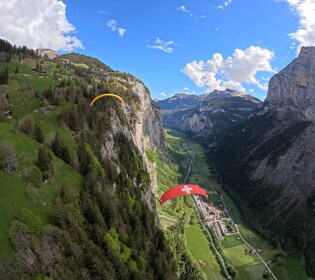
xmin=90 ymin=93 xmax=125 ymax=106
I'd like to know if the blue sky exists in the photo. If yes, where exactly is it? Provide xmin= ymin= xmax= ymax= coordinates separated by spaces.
xmin=1 ymin=0 xmax=314 ymax=101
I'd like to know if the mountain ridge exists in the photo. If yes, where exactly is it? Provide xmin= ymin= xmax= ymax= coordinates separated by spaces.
xmin=158 ymin=89 xmax=261 ymax=142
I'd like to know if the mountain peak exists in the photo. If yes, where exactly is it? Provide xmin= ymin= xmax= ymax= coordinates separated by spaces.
xmin=298 ymin=46 xmax=315 ymax=59
xmin=265 ymin=45 xmax=315 ymax=120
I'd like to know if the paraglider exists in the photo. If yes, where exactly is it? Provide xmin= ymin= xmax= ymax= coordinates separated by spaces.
xmin=160 ymin=184 xmax=208 ymax=204
xmin=90 ymin=93 xmax=125 ymax=106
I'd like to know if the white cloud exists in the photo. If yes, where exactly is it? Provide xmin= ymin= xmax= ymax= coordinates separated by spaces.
xmin=0 ymin=0 xmax=83 ymax=51
xmin=216 ymin=0 xmax=233 ymax=9
xmin=177 ymin=5 xmax=190 ymax=13
xmin=160 ymin=92 xmax=167 ymax=97
xmin=106 ymin=19 xmax=126 ymax=37
xmin=177 ymin=5 xmax=206 ymax=18
xmin=283 ymin=0 xmax=315 ymax=50
xmin=182 ymin=46 xmax=275 ymax=93
xmin=148 ymin=38 xmax=176 ymax=53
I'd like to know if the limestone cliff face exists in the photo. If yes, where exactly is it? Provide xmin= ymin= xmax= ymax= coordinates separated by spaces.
xmin=249 ymin=47 xmax=315 ymax=199
xmin=128 ymin=79 xmax=164 ymax=149
xmin=262 ymin=46 xmax=315 ymax=120
xmin=127 ymin=79 xmax=163 ymax=211
xmin=99 ymin=75 xmax=163 ymax=212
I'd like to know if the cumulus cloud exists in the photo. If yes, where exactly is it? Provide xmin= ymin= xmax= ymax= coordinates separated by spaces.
xmin=148 ymin=38 xmax=176 ymax=53
xmin=0 ymin=0 xmax=83 ymax=51
xmin=182 ymin=46 xmax=275 ymax=93
xmin=284 ymin=0 xmax=315 ymax=50
xmin=106 ymin=19 xmax=126 ymax=37
xmin=159 ymin=92 xmax=167 ymax=98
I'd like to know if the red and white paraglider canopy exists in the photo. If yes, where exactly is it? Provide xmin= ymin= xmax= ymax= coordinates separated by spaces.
xmin=160 ymin=184 xmax=208 ymax=204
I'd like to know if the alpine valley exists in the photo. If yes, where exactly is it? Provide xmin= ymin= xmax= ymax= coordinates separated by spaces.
xmin=159 ymin=46 xmax=315 ymax=277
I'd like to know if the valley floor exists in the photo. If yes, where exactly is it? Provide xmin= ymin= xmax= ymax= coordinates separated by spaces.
xmin=156 ymin=129 xmax=310 ymax=280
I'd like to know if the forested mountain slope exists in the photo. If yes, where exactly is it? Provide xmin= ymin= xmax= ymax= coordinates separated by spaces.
xmin=0 ymin=39 xmax=176 ymax=279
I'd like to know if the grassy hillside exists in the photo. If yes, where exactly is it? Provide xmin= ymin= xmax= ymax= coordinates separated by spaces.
xmin=0 ymin=59 xmax=83 ymax=256
xmin=0 ymin=42 xmax=177 ymax=279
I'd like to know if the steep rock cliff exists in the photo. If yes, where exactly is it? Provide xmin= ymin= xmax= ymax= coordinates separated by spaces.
xmin=93 ymin=72 xmax=164 ymax=212
xmin=250 ymin=47 xmax=315 ymax=198
xmin=211 ymin=46 xmax=315 ymax=276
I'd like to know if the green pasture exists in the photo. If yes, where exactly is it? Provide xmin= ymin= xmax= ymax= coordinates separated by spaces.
xmin=185 ymin=224 xmax=224 ymax=280
xmin=222 ymin=235 xmax=244 ymax=249
xmin=223 ymin=244 xmax=257 ymax=267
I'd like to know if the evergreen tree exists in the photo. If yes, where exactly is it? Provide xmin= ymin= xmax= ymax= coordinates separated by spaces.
xmin=36 ymin=147 xmax=53 ymax=181
xmin=51 ymin=133 xmax=63 ymax=159
xmin=0 ymin=67 xmax=9 ymax=85
xmin=34 ymin=124 xmax=44 ymax=143
xmin=51 ymin=133 xmax=71 ymax=164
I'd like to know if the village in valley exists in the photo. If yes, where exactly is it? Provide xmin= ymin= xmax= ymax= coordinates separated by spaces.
xmin=195 ymin=192 xmax=263 ymax=255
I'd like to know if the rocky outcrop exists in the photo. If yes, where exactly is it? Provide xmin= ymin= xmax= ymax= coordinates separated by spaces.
xmin=36 ymin=48 xmax=58 ymax=60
